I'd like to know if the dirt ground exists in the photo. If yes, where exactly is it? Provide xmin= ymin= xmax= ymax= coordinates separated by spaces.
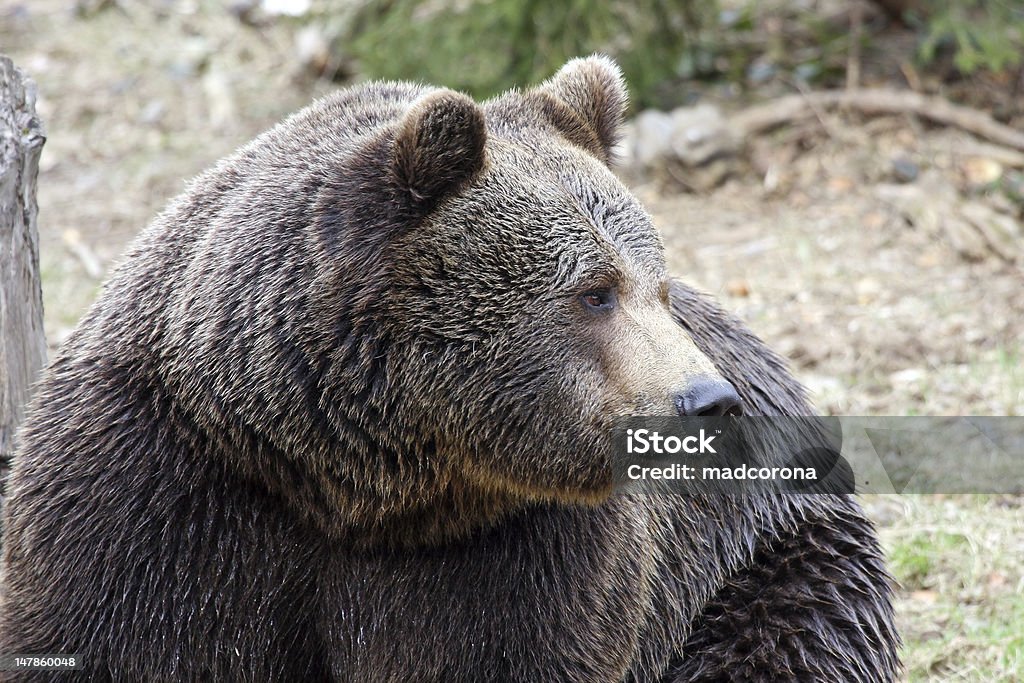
xmin=3 ymin=1 xmax=1023 ymax=680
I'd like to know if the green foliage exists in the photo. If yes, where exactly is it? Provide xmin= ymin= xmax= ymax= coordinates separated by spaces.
xmin=337 ymin=0 xmax=715 ymax=109
xmin=913 ymin=1 xmax=1024 ymax=74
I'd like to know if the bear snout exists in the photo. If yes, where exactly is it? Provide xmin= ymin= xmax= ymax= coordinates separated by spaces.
xmin=673 ymin=377 xmax=744 ymax=417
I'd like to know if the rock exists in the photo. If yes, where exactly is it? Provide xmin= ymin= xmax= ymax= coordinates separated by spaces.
xmin=632 ymin=109 xmax=674 ymax=168
xmin=891 ymin=157 xmax=919 ymax=183
xmin=626 ymin=104 xmax=740 ymax=192
xmin=668 ymin=104 xmax=738 ymax=166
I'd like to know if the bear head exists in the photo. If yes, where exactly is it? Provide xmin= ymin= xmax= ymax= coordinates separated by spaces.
xmin=155 ymin=57 xmax=740 ymax=546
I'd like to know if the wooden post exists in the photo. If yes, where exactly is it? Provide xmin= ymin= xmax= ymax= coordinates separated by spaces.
xmin=1 ymin=56 xmax=47 ymax=491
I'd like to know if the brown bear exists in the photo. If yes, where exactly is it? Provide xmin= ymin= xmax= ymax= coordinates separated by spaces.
xmin=0 ymin=57 xmax=898 ymax=681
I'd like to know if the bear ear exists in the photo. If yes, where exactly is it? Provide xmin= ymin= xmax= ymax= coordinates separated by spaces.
xmin=533 ymin=55 xmax=628 ymax=164
xmin=391 ymin=90 xmax=487 ymax=213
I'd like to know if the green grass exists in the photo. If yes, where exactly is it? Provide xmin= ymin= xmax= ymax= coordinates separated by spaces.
xmin=869 ymin=495 xmax=1024 ymax=681
xmin=901 ymin=593 xmax=1024 ymax=681
xmin=889 ymin=530 xmax=974 ymax=590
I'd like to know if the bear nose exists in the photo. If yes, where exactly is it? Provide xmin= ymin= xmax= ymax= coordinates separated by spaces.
xmin=674 ymin=378 xmax=744 ymax=417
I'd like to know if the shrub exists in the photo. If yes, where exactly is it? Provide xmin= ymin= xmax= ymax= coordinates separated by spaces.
xmin=336 ymin=0 xmax=714 ymax=109
xmin=909 ymin=1 xmax=1024 ymax=74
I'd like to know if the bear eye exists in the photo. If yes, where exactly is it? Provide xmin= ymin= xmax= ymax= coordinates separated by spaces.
xmin=579 ymin=288 xmax=616 ymax=313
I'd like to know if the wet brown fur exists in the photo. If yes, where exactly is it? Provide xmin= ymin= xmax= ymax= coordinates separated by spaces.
xmin=0 ymin=57 xmax=898 ymax=681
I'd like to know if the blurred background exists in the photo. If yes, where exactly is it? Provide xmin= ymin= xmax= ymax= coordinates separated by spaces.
xmin=2 ymin=0 xmax=1023 ymax=679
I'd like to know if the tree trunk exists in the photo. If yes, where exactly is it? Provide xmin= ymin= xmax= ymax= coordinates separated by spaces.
xmin=0 ymin=55 xmax=47 ymax=493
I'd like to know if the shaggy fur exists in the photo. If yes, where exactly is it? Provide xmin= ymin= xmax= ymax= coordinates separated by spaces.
xmin=0 ymin=57 xmax=898 ymax=681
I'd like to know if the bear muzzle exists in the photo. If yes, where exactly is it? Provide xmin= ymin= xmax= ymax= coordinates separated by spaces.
xmin=673 ymin=377 xmax=744 ymax=417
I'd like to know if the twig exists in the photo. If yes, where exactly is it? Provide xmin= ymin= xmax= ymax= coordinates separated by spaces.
xmin=945 ymin=140 xmax=1024 ymax=168
xmin=847 ymin=2 xmax=864 ymax=92
xmin=732 ymin=89 xmax=1024 ymax=153
xmin=62 ymin=229 xmax=104 ymax=279
xmin=787 ymin=78 xmax=841 ymax=140
xmin=899 ymin=61 xmax=922 ymax=92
